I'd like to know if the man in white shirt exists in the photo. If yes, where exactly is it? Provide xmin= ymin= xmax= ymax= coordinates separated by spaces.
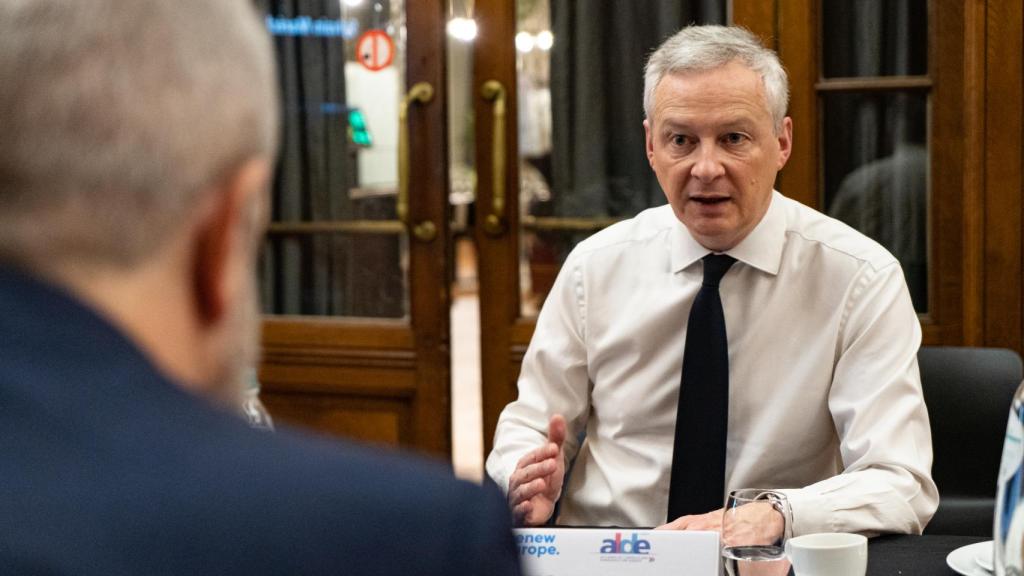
xmin=486 ymin=25 xmax=938 ymax=537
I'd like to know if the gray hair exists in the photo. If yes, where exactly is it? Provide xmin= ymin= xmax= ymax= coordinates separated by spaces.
xmin=0 ymin=0 xmax=278 ymax=271
xmin=643 ymin=25 xmax=789 ymax=131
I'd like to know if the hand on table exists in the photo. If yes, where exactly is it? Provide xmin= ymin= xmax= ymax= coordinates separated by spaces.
xmin=721 ymin=501 xmax=786 ymax=546
xmin=656 ymin=502 xmax=783 ymax=544
xmin=508 ymin=414 xmax=567 ymax=526
xmin=656 ymin=508 xmax=724 ymax=532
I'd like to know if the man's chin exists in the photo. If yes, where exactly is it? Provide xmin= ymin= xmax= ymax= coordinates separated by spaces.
xmin=681 ymin=220 xmax=742 ymax=252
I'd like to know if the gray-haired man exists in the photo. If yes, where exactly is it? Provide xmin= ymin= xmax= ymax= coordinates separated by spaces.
xmin=487 ymin=25 xmax=937 ymax=538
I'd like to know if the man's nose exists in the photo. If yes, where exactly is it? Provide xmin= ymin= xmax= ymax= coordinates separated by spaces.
xmin=691 ymin=143 xmax=726 ymax=182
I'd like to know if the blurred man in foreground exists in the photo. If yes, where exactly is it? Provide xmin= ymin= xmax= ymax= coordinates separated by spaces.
xmin=0 ymin=1 xmax=519 ymax=574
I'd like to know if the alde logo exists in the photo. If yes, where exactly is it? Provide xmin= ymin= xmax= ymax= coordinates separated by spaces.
xmin=600 ymin=532 xmax=651 ymax=554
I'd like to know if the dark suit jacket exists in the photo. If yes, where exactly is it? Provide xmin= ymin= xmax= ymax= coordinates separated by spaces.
xmin=0 ymin=266 xmax=521 ymax=575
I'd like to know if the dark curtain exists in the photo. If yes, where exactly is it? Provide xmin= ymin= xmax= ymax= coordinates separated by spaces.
xmin=821 ymin=0 xmax=929 ymax=311
xmin=548 ymin=1 xmax=725 ymax=219
xmin=255 ymin=0 xmax=404 ymax=318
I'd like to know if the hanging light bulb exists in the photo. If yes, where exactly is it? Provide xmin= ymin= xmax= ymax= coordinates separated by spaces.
xmin=515 ymin=31 xmax=535 ymax=53
xmin=447 ymin=17 xmax=478 ymax=42
xmin=447 ymin=0 xmax=477 ymax=42
xmin=535 ymin=30 xmax=554 ymax=51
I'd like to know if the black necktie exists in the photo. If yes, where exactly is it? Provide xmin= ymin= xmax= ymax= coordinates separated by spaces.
xmin=667 ymin=253 xmax=736 ymax=520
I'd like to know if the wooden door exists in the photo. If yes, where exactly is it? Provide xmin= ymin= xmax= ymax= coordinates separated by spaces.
xmin=736 ymin=0 xmax=969 ymax=346
xmin=255 ymin=0 xmax=453 ymax=457
xmin=735 ymin=0 xmax=1024 ymax=352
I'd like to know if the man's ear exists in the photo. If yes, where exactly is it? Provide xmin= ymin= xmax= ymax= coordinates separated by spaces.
xmin=776 ymin=116 xmax=794 ymax=170
xmin=192 ymin=158 xmax=270 ymax=326
xmin=644 ymin=119 xmax=656 ymax=167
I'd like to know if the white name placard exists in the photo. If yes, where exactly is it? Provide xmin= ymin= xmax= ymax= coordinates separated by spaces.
xmin=513 ymin=528 xmax=720 ymax=576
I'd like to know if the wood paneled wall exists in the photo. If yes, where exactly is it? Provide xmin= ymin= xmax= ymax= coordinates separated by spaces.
xmin=983 ymin=0 xmax=1024 ymax=353
xmin=735 ymin=0 xmax=1024 ymax=357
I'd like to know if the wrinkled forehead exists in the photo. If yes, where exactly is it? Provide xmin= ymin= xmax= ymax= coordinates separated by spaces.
xmin=651 ymin=63 xmax=773 ymax=124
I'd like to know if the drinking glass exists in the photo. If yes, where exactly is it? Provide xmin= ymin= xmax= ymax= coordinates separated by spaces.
xmin=721 ymin=489 xmax=793 ymax=576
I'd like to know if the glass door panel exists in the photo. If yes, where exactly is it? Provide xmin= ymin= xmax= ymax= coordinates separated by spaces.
xmin=818 ymin=0 xmax=932 ymax=313
xmin=261 ymin=0 xmax=409 ymax=319
xmin=513 ymin=0 xmax=727 ymax=316
xmin=821 ymin=91 xmax=929 ymax=311
xmin=255 ymin=0 xmax=452 ymax=457
xmin=821 ymin=0 xmax=928 ymax=78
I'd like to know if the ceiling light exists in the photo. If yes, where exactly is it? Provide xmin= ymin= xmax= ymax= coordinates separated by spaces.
xmin=515 ymin=31 xmax=535 ymax=53
xmin=535 ymin=30 xmax=554 ymax=51
xmin=447 ymin=17 xmax=478 ymax=42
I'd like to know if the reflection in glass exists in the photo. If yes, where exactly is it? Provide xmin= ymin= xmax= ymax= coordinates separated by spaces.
xmin=821 ymin=0 xmax=928 ymax=78
xmin=517 ymin=0 xmax=725 ymax=315
xmin=448 ymin=0 xmax=475 ymax=243
xmin=823 ymin=91 xmax=929 ymax=312
xmin=256 ymin=0 xmax=408 ymax=318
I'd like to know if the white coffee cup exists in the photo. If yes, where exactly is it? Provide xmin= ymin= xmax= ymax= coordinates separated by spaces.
xmin=784 ymin=532 xmax=867 ymax=576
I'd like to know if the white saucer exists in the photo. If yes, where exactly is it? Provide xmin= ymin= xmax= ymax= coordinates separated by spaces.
xmin=947 ymin=541 xmax=994 ymax=575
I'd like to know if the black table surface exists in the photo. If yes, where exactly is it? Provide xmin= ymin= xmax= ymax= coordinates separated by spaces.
xmin=867 ymin=534 xmax=987 ymax=576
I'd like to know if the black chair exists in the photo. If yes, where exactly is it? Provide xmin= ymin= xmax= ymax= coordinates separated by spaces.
xmin=919 ymin=346 xmax=1023 ymax=536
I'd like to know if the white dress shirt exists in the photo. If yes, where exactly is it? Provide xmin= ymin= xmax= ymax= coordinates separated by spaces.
xmin=486 ymin=191 xmax=938 ymax=536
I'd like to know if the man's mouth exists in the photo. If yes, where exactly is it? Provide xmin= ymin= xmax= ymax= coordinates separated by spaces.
xmin=690 ymin=196 xmax=730 ymax=205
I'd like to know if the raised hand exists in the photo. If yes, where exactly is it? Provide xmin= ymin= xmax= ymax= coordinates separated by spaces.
xmin=508 ymin=414 xmax=567 ymax=526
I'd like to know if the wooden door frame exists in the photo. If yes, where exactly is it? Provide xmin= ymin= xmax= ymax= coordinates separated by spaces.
xmin=983 ymin=0 xmax=1023 ymax=352
xmin=474 ymin=0 xmax=523 ymax=456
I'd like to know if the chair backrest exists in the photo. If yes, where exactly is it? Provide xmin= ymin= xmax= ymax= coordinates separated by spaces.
xmin=919 ymin=346 xmax=1023 ymax=536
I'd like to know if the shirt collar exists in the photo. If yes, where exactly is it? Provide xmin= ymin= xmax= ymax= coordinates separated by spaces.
xmin=670 ymin=190 xmax=786 ymax=275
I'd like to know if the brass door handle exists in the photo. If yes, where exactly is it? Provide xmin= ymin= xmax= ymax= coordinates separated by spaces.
xmin=398 ymin=81 xmax=437 ymax=242
xmin=480 ymin=79 xmax=507 ymax=236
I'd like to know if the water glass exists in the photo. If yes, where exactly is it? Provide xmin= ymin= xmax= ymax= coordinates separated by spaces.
xmin=721 ymin=489 xmax=793 ymax=576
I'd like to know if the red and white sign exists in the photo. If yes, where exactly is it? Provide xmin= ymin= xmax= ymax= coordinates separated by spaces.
xmin=356 ymin=30 xmax=394 ymax=72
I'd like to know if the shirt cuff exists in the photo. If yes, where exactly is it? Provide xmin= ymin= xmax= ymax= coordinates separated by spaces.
xmin=775 ymin=487 xmax=833 ymax=537
xmin=484 ymin=450 xmax=513 ymax=495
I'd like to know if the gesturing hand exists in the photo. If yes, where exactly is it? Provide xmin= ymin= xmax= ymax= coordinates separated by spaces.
xmin=508 ymin=414 xmax=567 ymax=526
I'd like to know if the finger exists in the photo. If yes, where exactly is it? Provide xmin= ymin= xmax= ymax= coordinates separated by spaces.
xmin=515 ymin=443 xmax=559 ymax=470
xmin=509 ymin=459 xmax=557 ymax=490
xmin=509 ymin=477 xmax=548 ymax=507
xmin=547 ymin=414 xmax=568 ymax=447
xmin=657 ymin=511 xmax=722 ymax=531
xmin=684 ymin=517 xmax=715 ymax=531
xmin=513 ymin=500 xmax=533 ymax=526
xmin=682 ymin=511 xmax=723 ymax=532
xmin=655 ymin=517 xmax=688 ymax=530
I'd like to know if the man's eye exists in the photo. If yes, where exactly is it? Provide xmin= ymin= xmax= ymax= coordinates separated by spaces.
xmin=671 ymin=134 xmax=688 ymax=146
xmin=724 ymin=133 xmax=748 ymax=145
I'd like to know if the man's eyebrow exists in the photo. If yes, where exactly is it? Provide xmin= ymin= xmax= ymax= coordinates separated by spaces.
xmin=659 ymin=117 xmax=757 ymax=133
xmin=659 ymin=120 xmax=692 ymax=133
xmin=719 ymin=118 xmax=757 ymax=131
